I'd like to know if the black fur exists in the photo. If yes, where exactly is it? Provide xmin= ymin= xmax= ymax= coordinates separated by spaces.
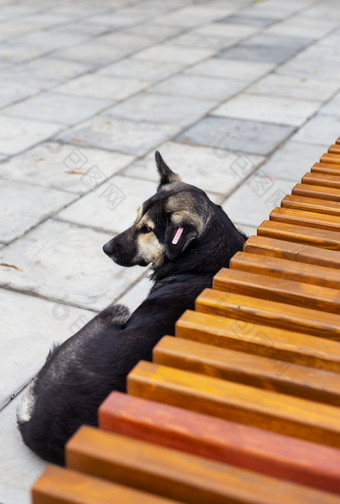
xmin=17 ymin=152 xmax=246 ymax=465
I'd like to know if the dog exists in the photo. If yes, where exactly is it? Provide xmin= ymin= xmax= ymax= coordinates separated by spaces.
xmin=17 ymin=152 xmax=246 ymax=465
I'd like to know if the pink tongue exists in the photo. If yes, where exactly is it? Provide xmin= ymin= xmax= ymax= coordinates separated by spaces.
xmin=172 ymin=227 xmax=184 ymax=245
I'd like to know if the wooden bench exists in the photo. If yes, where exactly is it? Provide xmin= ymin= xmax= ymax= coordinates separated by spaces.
xmin=33 ymin=137 xmax=340 ymax=503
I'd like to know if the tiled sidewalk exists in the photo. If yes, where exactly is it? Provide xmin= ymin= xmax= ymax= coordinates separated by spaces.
xmin=0 ymin=0 xmax=340 ymax=502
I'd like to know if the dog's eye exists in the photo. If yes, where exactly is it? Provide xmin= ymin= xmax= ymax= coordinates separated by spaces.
xmin=140 ymin=225 xmax=153 ymax=234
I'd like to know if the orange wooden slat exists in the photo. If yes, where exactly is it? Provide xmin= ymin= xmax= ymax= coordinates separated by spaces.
xmin=270 ymin=207 xmax=340 ymax=231
xmin=213 ymin=268 xmax=340 ymax=314
xmin=128 ymin=362 xmax=340 ymax=450
xmin=196 ymin=288 xmax=340 ymax=340
xmin=292 ymin=183 xmax=340 ymax=201
xmin=321 ymin=153 xmax=340 ymax=165
xmin=32 ymin=465 xmax=179 ymax=504
xmin=258 ymin=220 xmax=340 ymax=250
xmin=176 ymin=310 xmax=340 ymax=373
xmin=302 ymin=172 xmax=340 ymax=189
xmin=99 ymin=392 xmax=340 ymax=494
xmin=328 ymin=144 xmax=340 ymax=154
xmin=311 ymin=162 xmax=340 ymax=175
xmin=281 ymin=194 xmax=340 ymax=217
xmin=244 ymin=235 xmax=340 ymax=268
xmin=66 ymin=425 xmax=340 ymax=504
xmin=153 ymin=336 xmax=340 ymax=406
xmin=230 ymin=251 xmax=340 ymax=289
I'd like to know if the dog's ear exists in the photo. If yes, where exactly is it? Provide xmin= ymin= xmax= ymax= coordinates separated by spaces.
xmin=164 ymin=211 xmax=202 ymax=260
xmin=155 ymin=151 xmax=181 ymax=186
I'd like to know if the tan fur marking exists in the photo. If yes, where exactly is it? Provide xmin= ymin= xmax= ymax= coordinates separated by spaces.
xmin=136 ymin=231 xmax=165 ymax=266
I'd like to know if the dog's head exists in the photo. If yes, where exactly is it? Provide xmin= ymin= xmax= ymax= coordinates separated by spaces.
xmin=103 ymin=152 xmax=211 ymax=268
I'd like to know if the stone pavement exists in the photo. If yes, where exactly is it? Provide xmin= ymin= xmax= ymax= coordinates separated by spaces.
xmin=0 ymin=0 xmax=339 ymax=502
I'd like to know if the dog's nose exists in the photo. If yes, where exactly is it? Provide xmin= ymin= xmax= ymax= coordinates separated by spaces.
xmin=103 ymin=241 xmax=113 ymax=256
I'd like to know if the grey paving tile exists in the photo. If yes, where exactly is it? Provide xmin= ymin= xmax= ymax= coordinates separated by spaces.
xmin=222 ymin=176 xmax=296 ymax=227
xmin=96 ymin=32 xmax=154 ymax=51
xmin=0 ymin=289 xmax=94 ymax=407
xmin=18 ymin=13 xmax=72 ymax=28
xmin=2 ymin=57 xmax=93 ymax=87
xmin=150 ymin=74 xmax=247 ymax=101
xmin=99 ymin=57 xmax=184 ymax=82
xmin=123 ymin=141 xmax=264 ymax=195
xmin=0 ymin=154 xmax=6 ymax=162
xmin=55 ymin=74 xmax=152 ymax=101
xmin=3 ymin=92 xmax=110 ymax=126
xmin=0 ymin=219 xmax=146 ymax=311
xmin=177 ymin=116 xmax=295 ymax=155
xmin=54 ymin=40 xmax=133 ymax=66
xmin=0 ymin=143 xmax=134 ymax=194
xmin=241 ymin=1 xmax=311 ymax=19
xmin=14 ymin=29 xmax=89 ymax=52
xmin=293 ymin=113 xmax=340 ymax=145
xmin=152 ymin=6 xmax=232 ymax=28
xmin=0 ymin=21 xmax=37 ymax=42
xmin=0 ymin=115 xmax=63 ymax=155
xmin=134 ymin=44 xmax=215 ymax=65
xmin=0 ymin=395 xmax=45 ymax=504
xmin=90 ymin=12 xmax=141 ymax=27
xmin=58 ymin=115 xmax=179 ymax=156
xmin=265 ymin=14 xmax=338 ymax=39
xmin=50 ymin=21 xmax=111 ymax=36
xmin=186 ymin=58 xmax=273 ymax=82
xmin=0 ymin=179 xmax=75 ymax=243
xmin=105 ymin=92 xmax=215 ymax=126
xmin=125 ymin=22 xmax=184 ymax=41
xmin=303 ymin=2 xmax=340 ymax=21
xmin=217 ymin=14 xmax=276 ymax=27
xmin=248 ymin=74 xmax=340 ymax=102
xmin=320 ymin=92 xmax=340 ymax=117
xmin=244 ymin=33 xmax=315 ymax=49
xmin=0 ymin=42 xmax=49 ymax=70
xmin=214 ymin=94 xmax=321 ymax=127
xmin=219 ymin=35 xmax=314 ymax=64
xmin=170 ymin=32 xmax=237 ymax=51
xmin=277 ymin=55 xmax=340 ymax=83
xmin=259 ymin=140 xmax=329 ymax=182
xmin=57 ymin=175 xmax=158 ymax=234
xmin=194 ymin=22 xmax=259 ymax=40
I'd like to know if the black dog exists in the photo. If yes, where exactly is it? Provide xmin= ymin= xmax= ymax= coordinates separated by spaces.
xmin=17 ymin=152 xmax=246 ymax=465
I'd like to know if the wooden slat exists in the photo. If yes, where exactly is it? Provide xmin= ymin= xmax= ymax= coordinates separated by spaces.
xmin=32 ymin=465 xmax=179 ymax=504
xmin=153 ymin=336 xmax=340 ymax=406
xmin=281 ymin=194 xmax=340 ymax=217
xmin=337 ymin=137 xmax=340 ymax=145
xmin=302 ymin=172 xmax=340 ymax=189
xmin=258 ymin=220 xmax=340 ymax=250
xmin=196 ymin=288 xmax=340 ymax=340
xmin=230 ymin=251 xmax=340 ymax=289
xmin=99 ymin=392 xmax=340 ymax=494
xmin=292 ymin=183 xmax=340 ymax=201
xmin=321 ymin=153 xmax=340 ymax=165
xmin=213 ymin=268 xmax=340 ymax=314
xmin=270 ymin=207 xmax=340 ymax=231
xmin=329 ymin=144 xmax=340 ymax=154
xmin=67 ymin=425 xmax=340 ymax=504
xmin=128 ymin=362 xmax=340 ymax=450
xmin=244 ymin=235 xmax=340 ymax=268
xmin=176 ymin=310 xmax=340 ymax=373
xmin=312 ymin=162 xmax=340 ymax=175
